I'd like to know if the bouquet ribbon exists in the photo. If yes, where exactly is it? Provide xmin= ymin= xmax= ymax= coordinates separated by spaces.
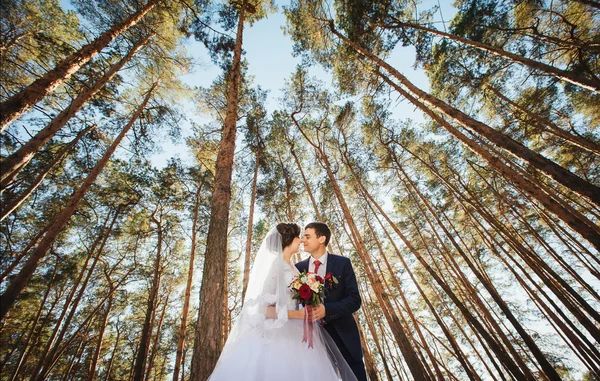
xmin=303 ymin=305 xmax=314 ymax=348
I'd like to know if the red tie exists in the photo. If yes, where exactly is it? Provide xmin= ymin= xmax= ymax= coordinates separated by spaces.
xmin=313 ymin=260 xmax=321 ymax=274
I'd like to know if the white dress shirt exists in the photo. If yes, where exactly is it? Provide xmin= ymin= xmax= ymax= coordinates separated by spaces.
xmin=309 ymin=252 xmax=328 ymax=278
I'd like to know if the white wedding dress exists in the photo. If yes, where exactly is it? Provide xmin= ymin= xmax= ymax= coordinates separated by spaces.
xmin=207 ymin=228 xmax=357 ymax=381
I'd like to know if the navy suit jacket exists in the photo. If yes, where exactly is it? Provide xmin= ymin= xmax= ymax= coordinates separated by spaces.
xmin=296 ymin=253 xmax=363 ymax=361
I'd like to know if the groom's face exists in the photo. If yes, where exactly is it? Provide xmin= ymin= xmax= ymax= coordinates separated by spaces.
xmin=302 ymin=228 xmax=325 ymax=254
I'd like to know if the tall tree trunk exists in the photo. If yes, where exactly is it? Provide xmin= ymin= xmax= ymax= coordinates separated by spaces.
xmin=0 ymin=33 xmax=153 ymax=189
xmin=0 ymin=124 xmax=96 ymax=222
xmin=375 ymin=70 xmax=600 ymax=250
xmin=173 ymin=177 xmax=205 ymax=381
xmin=386 ymin=19 xmax=600 ymax=92
xmin=242 ymin=148 xmax=260 ymax=301
xmin=0 ymin=80 xmax=159 ymax=320
xmin=0 ymin=2 xmax=159 ymax=130
xmin=326 ymin=21 xmax=600 ymax=207
xmin=359 ymin=205 xmax=445 ymax=380
xmin=133 ymin=211 xmax=164 ymax=381
xmin=190 ymin=3 xmax=246 ymax=380
xmin=358 ymin=284 xmax=394 ymax=381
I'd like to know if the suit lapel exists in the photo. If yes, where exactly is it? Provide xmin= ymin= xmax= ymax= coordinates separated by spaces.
xmin=326 ymin=252 xmax=335 ymax=274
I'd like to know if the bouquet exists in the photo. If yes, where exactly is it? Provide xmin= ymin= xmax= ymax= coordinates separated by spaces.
xmin=289 ymin=270 xmax=338 ymax=348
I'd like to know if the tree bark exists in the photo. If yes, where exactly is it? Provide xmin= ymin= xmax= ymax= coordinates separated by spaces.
xmin=0 ymin=80 xmax=159 ymax=319
xmin=0 ymin=1 xmax=159 ymax=130
xmin=7 ymin=258 xmax=57 ymax=381
xmin=0 ymin=33 xmax=153 ymax=189
xmin=190 ymin=4 xmax=246 ymax=380
xmin=103 ymin=320 xmax=121 ymax=381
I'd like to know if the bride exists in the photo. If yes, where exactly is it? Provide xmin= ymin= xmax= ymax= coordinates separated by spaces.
xmin=207 ymin=223 xmax=359 ymax=380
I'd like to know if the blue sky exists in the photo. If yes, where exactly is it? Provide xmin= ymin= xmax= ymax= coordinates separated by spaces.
xmin=154 ymin=0 xmax=458 ymax=166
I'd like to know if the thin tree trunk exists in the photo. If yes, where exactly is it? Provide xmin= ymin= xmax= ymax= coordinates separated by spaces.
xmin=386 ymin=18 xmax=600 ymax=92
xmin=87 ymin=296 xmax=112 ymax=381
xmin=7 ymin=258 xmax=57 ymax=381
xmin=0 ymin=33 xmax=153 ymax=189
xmin=0 ymin=2 xmax=159 ymax=130
xmin=190 ymin=4 xmax=246 ymax=380
xmin=277 ymin=151 xmax=294 ymax=221
xmin=404 ymin=143 xmax=600 ymax=371
xmin=361 ymin=207 xmax=445 ymax=380
xmin=173 ymin=177 xmax=205 ymax=381
xmin=44 ymin=268 xmax=134 ymax=378
xmin=0 ymin=80 xmax=158 ymax=319
xmin=326 ymin=22 xmax=600 ymax=207
xmin=358 ymin=284 xmax=394 ymax=381
xmin=355 ymin=314 xmax=379 ymax=381
xmin=145 ymin=292 xmax=170 ymax=381
xmin=290 ymin=145 xmax=322 ymax=220
xmin=242 ymin=149 xmax=260 ymax=301
xmin=133 ymin=211 xmax=164 ymax=381
xmin=0 ymin=124 xmax=96 ymax=222
xmin=104 ymin=320 xmax=121 ymax=381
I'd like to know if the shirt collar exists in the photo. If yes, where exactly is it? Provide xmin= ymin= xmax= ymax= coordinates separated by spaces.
xmin=310 ymin=252 xmax=329 ymax=266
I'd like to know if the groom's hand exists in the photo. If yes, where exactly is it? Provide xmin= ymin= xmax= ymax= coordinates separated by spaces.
xmin=313 ymin=304 xmax=326 ymax=320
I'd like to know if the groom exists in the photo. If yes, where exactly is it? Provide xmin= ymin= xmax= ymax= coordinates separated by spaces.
xmin=296 ymin=222 xmax=368 ymax=381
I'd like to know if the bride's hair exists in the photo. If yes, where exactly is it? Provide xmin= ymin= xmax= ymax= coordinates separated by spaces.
xmin=276 ymin=223 xmax=300 ymax=249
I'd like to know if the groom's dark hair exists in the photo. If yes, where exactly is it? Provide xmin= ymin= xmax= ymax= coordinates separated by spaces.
xmin=305 ymin=222 xmax=331 ymax=246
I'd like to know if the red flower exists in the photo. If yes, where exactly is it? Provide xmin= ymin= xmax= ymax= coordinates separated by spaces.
xmin=316 ymin=275 xmax=324 ymax=284
xmin=325 ymin=272 xmax=332 ymax=280
xmin=298 ymin=284 xmax=313 ymax=300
